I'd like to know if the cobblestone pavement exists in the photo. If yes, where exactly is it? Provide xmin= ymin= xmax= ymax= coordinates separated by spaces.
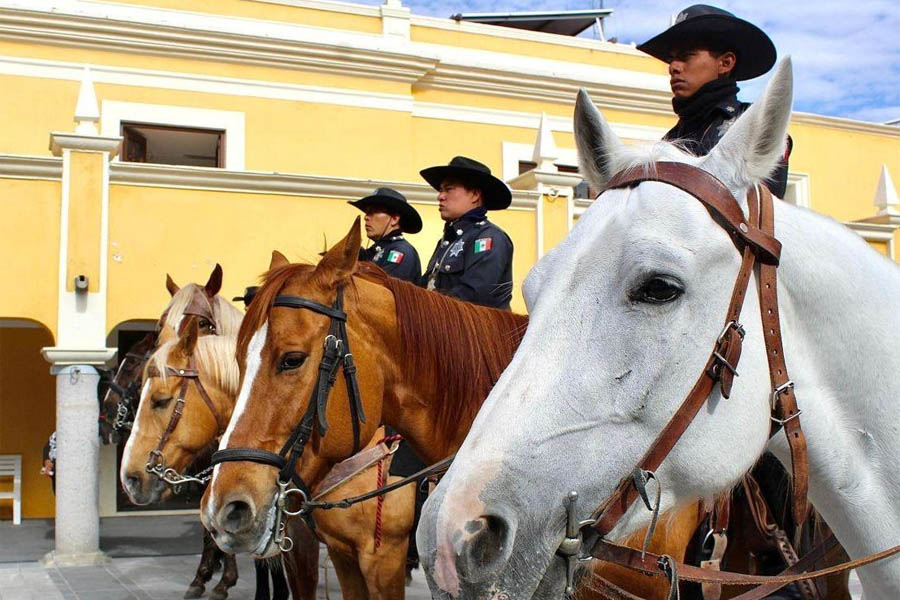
xmin=0 ymin=548 xmax=433 ymax=600
xmin=0 ymin=554 xmax=865 ymax=600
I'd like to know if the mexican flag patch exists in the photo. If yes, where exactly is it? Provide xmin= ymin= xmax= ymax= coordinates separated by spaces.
xmin=474 ymin=238 xmax=492 ymax=253
xmin=386 ymin=250 xmax=404 ymax=264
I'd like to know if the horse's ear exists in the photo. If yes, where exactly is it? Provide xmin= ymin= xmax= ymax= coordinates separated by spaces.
xmin=204 ymin=264 xmax=223 ymax=297
xmin=270 ymin=250 xmax=289 ymax=270
xmin=174 ymin=317 xmax=199 ymax=358
xmin=574 ymin=88 xmax=627 ymax=191
xmin=704 ymin=57 xmax=793 ymax=193
xmin=166 ymin=274 xmax=180 ymax=297
xmin=315 ymin=217 xmax=361 ymax=287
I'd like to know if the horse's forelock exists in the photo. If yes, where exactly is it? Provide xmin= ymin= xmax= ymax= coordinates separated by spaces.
xmin=235 ymin=263 xmax=317 ymax=367
xmin=147 ymin=334 xmax=239 ymax=398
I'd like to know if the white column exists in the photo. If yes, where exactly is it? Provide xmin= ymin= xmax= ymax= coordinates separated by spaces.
xmin=44 ymin=365 xmax=107 ymax=566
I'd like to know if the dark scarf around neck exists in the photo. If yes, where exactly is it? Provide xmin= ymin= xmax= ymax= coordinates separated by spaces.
xmin=672 ymin=78 xmax=739 ymax=123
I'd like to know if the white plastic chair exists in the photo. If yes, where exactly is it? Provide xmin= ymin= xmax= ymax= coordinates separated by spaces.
xmin=0 ymin=455 xmax=22 ymax=524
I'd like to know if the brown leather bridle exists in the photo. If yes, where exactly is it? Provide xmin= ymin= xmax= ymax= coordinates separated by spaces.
xmin=144 ymin=357 xmax=227 ymax=489
xmin=559 ymin=162 xmax=900 ymax=597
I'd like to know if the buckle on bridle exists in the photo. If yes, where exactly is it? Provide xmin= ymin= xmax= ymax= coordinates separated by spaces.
xmin=717 ymin=320 xmax=745 ymax=344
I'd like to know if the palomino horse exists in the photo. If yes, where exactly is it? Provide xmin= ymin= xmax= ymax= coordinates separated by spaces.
xmin=417 ymin=58 xmax=900 ymax=599
xmin=118 ymin=266 xmax=310 ymax=600
xmin=200 ymin=225 xmax=718 ymax=599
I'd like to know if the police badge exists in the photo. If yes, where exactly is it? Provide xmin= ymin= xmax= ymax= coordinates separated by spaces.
xmin=449 ymin=240 xmax=465 ymax=258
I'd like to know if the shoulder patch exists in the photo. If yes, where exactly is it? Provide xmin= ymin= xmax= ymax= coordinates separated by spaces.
xmin=474 ymin=238 xmax=492 ymax=253
xmin=386 ymin=250 xmax=404 ymax=264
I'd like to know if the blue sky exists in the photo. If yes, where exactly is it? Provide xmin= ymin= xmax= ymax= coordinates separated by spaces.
xmin=364 ymin=0 xmax=900 ymax=123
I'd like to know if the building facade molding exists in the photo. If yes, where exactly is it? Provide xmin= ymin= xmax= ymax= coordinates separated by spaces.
xmin=49 ymin=132 xmax=122 ymax=158
xmin=109 ymin=162 xmax=540 ymax=210
xmin=0 ymin=2 xmax=670 ymax=113
xmin=0 ymin=154 xmax=62 ymax=180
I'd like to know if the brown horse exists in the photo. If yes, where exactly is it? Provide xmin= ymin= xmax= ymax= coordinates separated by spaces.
xmin=115 ymin=266 xmax=313 ymax=600
xmin=201 ymin=220 xmax=707 ymax=599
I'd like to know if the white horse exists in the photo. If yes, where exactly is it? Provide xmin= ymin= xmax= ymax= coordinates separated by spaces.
xmin=416 ymin=58 xmax=900 ymax=599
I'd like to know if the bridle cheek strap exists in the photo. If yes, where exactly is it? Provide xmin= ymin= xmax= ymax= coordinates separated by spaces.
xmin=591 ymin=191 xmax=760 ymax=537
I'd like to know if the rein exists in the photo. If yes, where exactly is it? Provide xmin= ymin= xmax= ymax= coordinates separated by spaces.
xmin=558 ymin=162 xmax=900 ymax=595
xmin=209 ymin=286 xmax=367 ymax=551
xmin=108 ymin=347 xmax=156 ymax=433
xmin=143 ymin=358 xmax=226 ymax=490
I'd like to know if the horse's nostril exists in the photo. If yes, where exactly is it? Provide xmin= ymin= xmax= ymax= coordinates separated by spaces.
xmin=457 ymin=514 xmax=513 ymax=583
xmin=223 ymin=500 xmax=253 ymax=534
xmin=125 ymin=473 xmax=141 ymax=493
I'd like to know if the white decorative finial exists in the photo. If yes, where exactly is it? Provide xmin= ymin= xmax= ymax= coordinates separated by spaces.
xmin=532 ymin=113 xmax=558 ymax=171
xmin=874 ymin=165 xmax=899 ymax=216
xmin=383 ymin=0 xmax=402 ymax=8
xmin=74 ymin=66 xmax=100 ymax=135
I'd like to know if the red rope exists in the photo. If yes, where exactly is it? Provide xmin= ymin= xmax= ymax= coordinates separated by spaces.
xmin=374 ymin=458 xmax=385 ymax=550
xmin=373 ymin=435 xmax=402 ymax=551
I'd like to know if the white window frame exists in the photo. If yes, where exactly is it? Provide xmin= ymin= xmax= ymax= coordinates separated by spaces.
xmin=101 ymin=101 xmax=246 ymax=170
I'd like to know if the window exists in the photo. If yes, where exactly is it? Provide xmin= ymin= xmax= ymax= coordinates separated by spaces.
xmin=121 ymin=123 xmax=225 ymax=168
xmin=101 ymin=101 xmax=245 ymax=170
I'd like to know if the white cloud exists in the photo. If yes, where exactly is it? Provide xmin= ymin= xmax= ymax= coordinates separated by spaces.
xmin=362 ymin=0 xmax=899 ymax=123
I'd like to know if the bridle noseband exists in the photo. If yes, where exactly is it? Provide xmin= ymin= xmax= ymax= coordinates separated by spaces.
xmin=209 ymin=286 xmax=366 ymax=549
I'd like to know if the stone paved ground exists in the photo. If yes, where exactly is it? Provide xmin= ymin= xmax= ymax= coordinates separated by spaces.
xmin=0 ymin=548 xmax=433 ymax=600
xmin=0 ymin=556 xmax=865 ymax=600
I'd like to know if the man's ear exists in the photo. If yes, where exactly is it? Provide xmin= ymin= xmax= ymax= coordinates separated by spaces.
xmin=719 ymin=52 xmax=737 ymax=77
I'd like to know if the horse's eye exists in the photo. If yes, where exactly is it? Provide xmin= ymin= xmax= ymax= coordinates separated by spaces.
xmin=279 ymin=352 xmax=308 ymax=372
xmin=632 ymin=276 xmax=684 ymax=304
xmin=152 ymin=397 xmax=173 ymax=409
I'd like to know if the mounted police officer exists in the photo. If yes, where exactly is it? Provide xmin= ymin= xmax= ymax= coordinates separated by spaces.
xmin=638 ymin=4 xmax=792 ymax=197
xmin=348 ymin=187 xmax=422 ymax=284
xmin=419 ymin=156 xmax=514 ymax=310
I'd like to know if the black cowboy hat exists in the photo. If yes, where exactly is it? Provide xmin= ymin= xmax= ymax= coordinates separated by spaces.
xmin=348 ymin=187 xmax=423 ymax=234
xmin=420 ymin=156 xmax=512 ymax=211
xmin=232 ymin=286 xmax=259 ymax=308
xmin=637 ymin=4 xmax=776 ymax=81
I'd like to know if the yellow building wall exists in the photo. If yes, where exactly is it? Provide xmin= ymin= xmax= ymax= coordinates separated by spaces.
xmin=0 ymin=325 xmax=57 ymax=520
xmin=411 ymin=25 xmax=665 ymax=74
xmin=107 ymin=185 xmax=534 ymax=326
xmin=0 ymin=178 xmax=60 ymax=334
xmin=103 ymin=0 xmax=382 ymax=33
xmin=789 ymin=123 xmax=900 ymax=222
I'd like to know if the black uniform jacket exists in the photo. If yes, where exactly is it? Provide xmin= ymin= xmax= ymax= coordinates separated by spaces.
xmin=664 ymin=94 xmax=792 ymax=198
xmin=420 ymin=209 xmax=514 ymax=310
xmin=360 ymin=230 xmax=421 ymax=284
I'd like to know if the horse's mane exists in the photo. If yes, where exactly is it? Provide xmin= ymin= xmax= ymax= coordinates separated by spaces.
xmin=148 ymin=334 xmax=240 ymax=398
xmin=356 ymin=262 xmax=528 ymax=435
xmin=162 ymin=284 xmax=243 ymax=337
xmin=236 ymin=261 xmax=528 ymax=436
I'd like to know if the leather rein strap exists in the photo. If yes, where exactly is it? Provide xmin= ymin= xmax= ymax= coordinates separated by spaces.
xmin=211 ymin=286 xmax=367 ymax=494
xmin=581 ymin=162 xmax=900 ymax=590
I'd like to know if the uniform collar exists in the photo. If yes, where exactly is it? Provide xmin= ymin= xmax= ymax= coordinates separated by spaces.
xmin=443 ymin=208 xmax=488 ymax=240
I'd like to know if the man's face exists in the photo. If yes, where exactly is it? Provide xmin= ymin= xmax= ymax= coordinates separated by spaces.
xmin=362 ymin=207 xmax=400 ymax=241
xmin=668 ymin=45 xmax=736 ymax=99
xmin=437 ymin=178 xmax=482 ymax=222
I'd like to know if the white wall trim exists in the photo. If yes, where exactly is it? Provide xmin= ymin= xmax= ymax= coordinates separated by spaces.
xmin=0 ymin=2 xmax=672 ymax=112
xmin=845 ymin=220 xmax=896 ymax=260
xmin=101 ymin=100 xmax=246 ymax=170
xmin=0 ymin=154 xmax=62 ymax=180
xmin=248 ymin=0 xmax=381 ymax=18
xmin=108 ymin=161 xmax=540 ymax=210
xmin=785 ymin=171 xmax=811 ymax=208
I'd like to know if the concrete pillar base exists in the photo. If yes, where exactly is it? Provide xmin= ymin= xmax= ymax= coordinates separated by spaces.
xmin=40 ymin=550 xmax=111 ymax=567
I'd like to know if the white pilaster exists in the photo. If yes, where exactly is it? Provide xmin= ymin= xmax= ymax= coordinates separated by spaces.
xmin=380 ymin=0 xmax=410 ymax=40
